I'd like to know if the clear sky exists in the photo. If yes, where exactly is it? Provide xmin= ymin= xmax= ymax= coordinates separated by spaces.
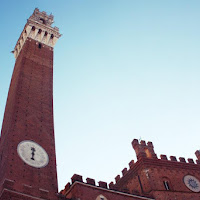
xmin=1 ymin=0 xmax=200 ymax=191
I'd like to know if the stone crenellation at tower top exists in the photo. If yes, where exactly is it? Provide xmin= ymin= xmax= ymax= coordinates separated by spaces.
xmin=13 ymin=8 xmax=61 ymax=59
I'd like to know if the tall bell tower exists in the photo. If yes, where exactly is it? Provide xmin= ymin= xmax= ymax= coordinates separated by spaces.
xmin=0 ymin=8 xmax=61 ymax=200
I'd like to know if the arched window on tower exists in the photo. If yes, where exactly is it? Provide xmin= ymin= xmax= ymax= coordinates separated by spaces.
xmin=145 ymin=148 xmax=152 ymax=158
xmin=40 ymin=18 xmax=46 ymax=24
xmin=38 ymin=29 xmax=42 ymax=34
xmin=163 ymin=180 xmax=170 ymax=190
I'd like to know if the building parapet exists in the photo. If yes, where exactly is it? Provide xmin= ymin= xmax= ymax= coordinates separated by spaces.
xmin=112 ymin=139 xmax=200 ymax=185
xmin=60 ymin=139 xmax=200 ymax=197
xmin=60 ymin=176 xmax=154 ymax=200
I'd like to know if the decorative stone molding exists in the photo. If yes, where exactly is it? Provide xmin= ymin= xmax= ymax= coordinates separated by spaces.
xmin=13 ymin=8 xmax=61 ymax=59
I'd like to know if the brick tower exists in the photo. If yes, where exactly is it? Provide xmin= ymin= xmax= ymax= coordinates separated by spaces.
xmin=0 ymin=9 xmax=61 ymax=200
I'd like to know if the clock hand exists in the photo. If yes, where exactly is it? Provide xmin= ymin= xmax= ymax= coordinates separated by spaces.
xmin=31 ymin=147 xmax=36 ymax=160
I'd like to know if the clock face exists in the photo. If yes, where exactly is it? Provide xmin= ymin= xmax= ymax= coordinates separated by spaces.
xmin=17 ymin=140 xmax=49 ymax=168
xmin=184 ymin=175 xmax=200 ymax=192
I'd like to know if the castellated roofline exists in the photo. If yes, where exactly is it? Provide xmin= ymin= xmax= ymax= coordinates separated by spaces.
xmin=13 ymin=8 xmax=61 ymax=59
xmin=60 ymin=138 xmax=200 ymax=198
xmin=113 ymin=139 xmax=200 ymax=186
xmin=60 ymin=175 xmax=154 ymax=200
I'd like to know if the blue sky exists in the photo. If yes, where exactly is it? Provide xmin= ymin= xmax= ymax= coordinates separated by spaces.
xmin=1 ymin=0 xmax=200 ymax=190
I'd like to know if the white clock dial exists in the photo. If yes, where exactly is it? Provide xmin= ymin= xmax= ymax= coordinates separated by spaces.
xmin=17 ymin=140 xmax=49 ymax=168
xmin=184 ymin=175 xmax=200 ymax=192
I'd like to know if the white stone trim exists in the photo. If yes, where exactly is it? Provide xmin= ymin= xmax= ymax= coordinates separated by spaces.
xmin=13 ymin=8 xmax=61 ymax=59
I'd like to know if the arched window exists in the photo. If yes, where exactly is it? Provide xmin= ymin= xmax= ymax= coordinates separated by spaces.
xmin=162 ymin=177 xmax=172 ymax=191
xmin=145 ymin=148 xmax=152 ymax=158
xmin=38 ymin=29 xmax=42 ymax=34
xmin=163 ymin=180 xmax=170 ymax=190
xmin=96 ymin=194 xmax=107 ymax=200
xmin=40 ymin=18 xmax=46 ymax=24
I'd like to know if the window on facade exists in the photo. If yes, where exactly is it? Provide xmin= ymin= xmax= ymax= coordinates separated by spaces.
xmin=163 ymin=180 xmax=170 ymax=190
xmin=145 ymin=148 xmax=152 ymax=158
xmin=38 ymin=29 xmax=42 ymax=34
xmin=40 ymin=18 xmax=46 ymax=24
xmin=96 ymin=195 xmax=107 ymax=200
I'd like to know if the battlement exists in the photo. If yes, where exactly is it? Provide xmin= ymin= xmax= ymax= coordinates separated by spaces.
xmin=112 ymin=139 xmax=200 ymax=185
xmin=13 ymin=8 xmax=61 ymax=59
xmin=61 ymin=173 xmax=133 ymax=195
xmin=60 ymin=174 xmax=154 ymax=200
xmin=29 ymin=8 xmax=54 ymax=26
xmin=159 ymin=155 xmax=198 ymax=164
xmin=60 ymin=174 xmax=112 ymax=195
xmin=132 ymin=139 xmax=200 ymax=163
xmin=132 ymin=139 xmax=157 ymax=160
xmin=60 ymin=139 xmax=200 ymax=199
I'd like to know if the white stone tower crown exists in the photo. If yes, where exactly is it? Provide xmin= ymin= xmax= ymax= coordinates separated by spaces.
xmin=13 ymin=8 xmax=61 ymax=59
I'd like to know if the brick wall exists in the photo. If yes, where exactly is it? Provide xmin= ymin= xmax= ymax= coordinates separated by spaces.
xmin=0 ymin=39 xmax=58 ymax=200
